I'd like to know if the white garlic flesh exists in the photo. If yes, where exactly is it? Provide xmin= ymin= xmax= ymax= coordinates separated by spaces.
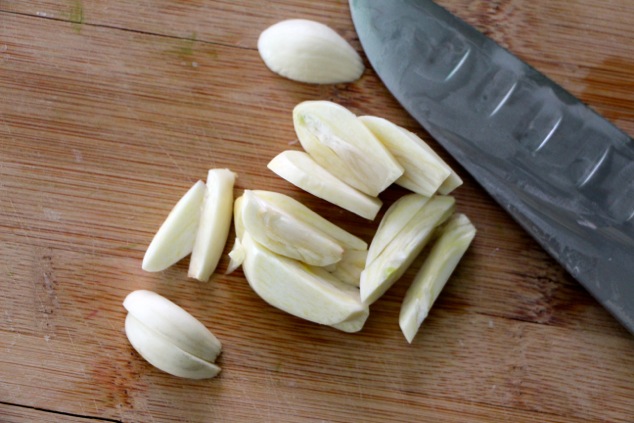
xmin=258 ymin=19 xmax=364 ymax=84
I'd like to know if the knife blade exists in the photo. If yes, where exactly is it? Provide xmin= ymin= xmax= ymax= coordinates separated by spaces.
xmin=349 ymin=0 xmax=634 ymax=334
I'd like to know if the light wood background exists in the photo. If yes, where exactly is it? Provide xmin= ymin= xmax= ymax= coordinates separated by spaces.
xmin=1 ymin=0 xmax=633 ymax=421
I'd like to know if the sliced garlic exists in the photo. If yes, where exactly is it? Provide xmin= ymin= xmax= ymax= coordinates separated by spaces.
xmin=142 ymin=180 xmax=206 ymax=272
xmin=241 ymin=190 xmax=370 ymax=267
xmin=359 ymin=116 xmax=458 ymax=196
xmin=241 ymin=233 xmax=368 ymax=327
xmin=325 ymin=249 xmax=367 ymax=287
xmin=257 ymin=19 xmax=364 ymax=84
xmin=366 ymin=193 xmax=430 ymax=266
xmin=123 ymin=290 xmax=222 ymax=379
xmin=241 ymin=190 xmax=342 ymax=266
xmin=293 ymin=101 xmax=404 ymax=197
xmin=268 ymin=150 xmax=382 ymax=220
xmin=250 ymin=190 xmax=367 ymax=251
xmin=360 ymin=195 xmax=455 ymax=305
xmin=188 ymin=169 xmax=236 ymax=282
xmin=400 ymin=213 xmax=476 ymax=343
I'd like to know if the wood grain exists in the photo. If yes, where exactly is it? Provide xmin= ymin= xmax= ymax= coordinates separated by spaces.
xmin=1 ymin=1 xmax=634 ymax=422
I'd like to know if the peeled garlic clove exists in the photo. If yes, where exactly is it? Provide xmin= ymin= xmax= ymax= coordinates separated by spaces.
xmin=268 ymin=150 xmax=382 ymax=220
xmin=142 ymin=180 xmax=206 ymax=272
xmin=188 ymin=169 xmax=236 ymax=282
xmin=359 ymin=116 xmax=456 ymax=196
xmin=241 ymin=233 xmax=367 ymax=327
xmin=360 ymin=195 xmax=456 ymax=305
xmin=125 ymin=314 xmax=221 ymax=379
xmin=258 ymin=19 xmax=364 ymax=84
xmin=293 ymin=101 xmax=404 ymax=197
xmin=366 ymin=193 xmax=430 ymax=266
xmin=250 ymin=190 xmax=367 ymax=251
xmin=123 ymin=290 xmax=222 ymax=363
xmin=241 ymin=190 xmax=344 ymax=266
xmin=400 ymin=214 xmax=476 ymax=343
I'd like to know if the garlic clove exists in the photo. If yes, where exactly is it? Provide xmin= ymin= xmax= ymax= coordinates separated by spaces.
xmin=250 ymin=190 xmax=367 ymax=251
xmin=125 ymin=314 xmax=221 ymax=379
xmin=267 ymin=150 xmax=382 ymax=220
xmin=241 ymin=190 xmax=344 ymax=266
xmin=123 ymin=290 xmax=222 ymax=363
xmin=400 ymin=213 xmax=476 ymax=343
xmin=366 ymin=193 xmax=430 ymax=266
xmin=241 ymin=233 xmax=368 ymax=327
xmin=360 ymin=195 xmax=456 ymax=305
xmin=257 ymin=19 xmax=364 ymax=84
xmin=188 ymin=169 xmax=236 ymax=282
xmin=293 ymin=101 xmax=404 ymax=197
xmin=142 ymin=180 xmax=206 ymax=272
xmin=359 ymin=116 xmax=458 ymax=196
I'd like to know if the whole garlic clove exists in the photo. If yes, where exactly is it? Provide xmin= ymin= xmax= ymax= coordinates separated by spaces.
xmin=123 ymin=290 xmax=222 ymax=379
xmin=257 ymin=19 xmax=364 ymax=84
xmin=125 ymin=314 xmax=221 ymax=380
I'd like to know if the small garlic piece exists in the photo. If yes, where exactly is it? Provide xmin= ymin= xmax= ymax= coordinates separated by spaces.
xmin=400 ymin=214 xmax=476 ymax=343
xmin=142 ymin=180 xmax=206 ymax=272
xmin=123 ymin=290 xmax=222 ymax=379
xmin=258 ymin=19 xmax=364 ymax=84
xmin=188 ymin=169 xmax=236 ymax=282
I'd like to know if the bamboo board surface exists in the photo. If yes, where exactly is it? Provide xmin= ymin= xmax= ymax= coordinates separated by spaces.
xmin=1 ymin=1 xmax=633 ymax=421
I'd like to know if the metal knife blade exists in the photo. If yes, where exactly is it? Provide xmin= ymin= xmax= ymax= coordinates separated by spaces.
xmin=350 ymin=0 xmax=634 ymax=334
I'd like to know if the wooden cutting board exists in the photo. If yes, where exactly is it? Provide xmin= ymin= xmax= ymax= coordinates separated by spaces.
xmin=1 ymin=1 xmax=633 ymax=421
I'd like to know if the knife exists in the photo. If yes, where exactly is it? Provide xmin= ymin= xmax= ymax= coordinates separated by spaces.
xmin=349 ymin=0 xmax=634 ymax=334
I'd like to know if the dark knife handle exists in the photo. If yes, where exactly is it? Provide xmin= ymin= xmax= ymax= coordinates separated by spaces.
xmin=351 ymin=0 xmax=634 ymax=333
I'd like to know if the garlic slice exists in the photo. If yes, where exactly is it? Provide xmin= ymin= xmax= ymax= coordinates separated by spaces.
xmin=247 ymin=190 xmax=367 ymax=249
xmin=366 ymin=193 xmax=430 ymax=266
xmin=123 ymin=290 xmax=222 ymax=379
xmin=241 ymin=233 xmax=368 ymax=327
xmin=268 ymin=150 xmax=382 ymax=220
xmin=188 ymin=169 xmax=236 ymax=282
xmin=359 ymin=116 xmax=458 ymax=196
xmin=257 ymin=19 xmax=364 ymax=84
xmin=400 ymin=214 xmax=476 ymax=343
xmin=293 ymin=101 xmax=404 ymax=197
xmin=142 ymin=180 xmax=206 ymax=272
xmin=241 ymin=190 xmax=367 ymax=267
xmin=360 ymin=195 xmax=455 ymax=305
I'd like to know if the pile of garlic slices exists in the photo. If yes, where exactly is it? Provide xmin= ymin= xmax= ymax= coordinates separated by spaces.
xmin=125 ymin=19 xmax=476 ymax=379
